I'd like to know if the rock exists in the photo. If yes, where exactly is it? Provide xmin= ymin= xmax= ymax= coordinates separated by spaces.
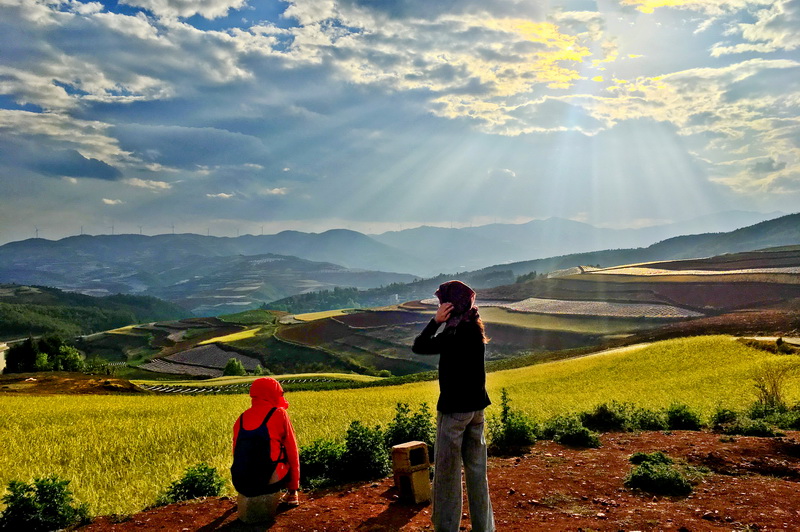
xmin=509 ymin=488 xmax=516 ymax=495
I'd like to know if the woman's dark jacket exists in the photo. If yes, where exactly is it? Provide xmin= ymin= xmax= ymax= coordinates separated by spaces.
xmin=412 ymin=318 xmax=491 ymax=414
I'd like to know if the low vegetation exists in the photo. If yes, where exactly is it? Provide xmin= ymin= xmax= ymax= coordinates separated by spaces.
xmin=0 ymin=475 xmax=89 ymax=531
xmin=623 ymin=452 xmax=693 ymax=496
xmin=154 ymin=463 xmax=226 ymax=507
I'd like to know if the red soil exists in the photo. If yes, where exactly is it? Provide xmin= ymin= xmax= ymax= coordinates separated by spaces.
xmin=80 ymin=431 xmax=800 ymax=531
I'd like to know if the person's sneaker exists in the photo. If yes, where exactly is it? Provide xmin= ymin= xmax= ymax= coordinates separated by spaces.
xmin=283 ymin=491 xmax=299 ymax=507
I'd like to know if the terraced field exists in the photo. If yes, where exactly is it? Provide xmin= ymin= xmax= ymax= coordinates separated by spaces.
xmin=500 ymin=297 xmax=703 ymax=319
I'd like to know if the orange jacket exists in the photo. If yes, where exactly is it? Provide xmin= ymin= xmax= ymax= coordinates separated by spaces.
xmin=232 ymin=378 xmax=300 ymax=491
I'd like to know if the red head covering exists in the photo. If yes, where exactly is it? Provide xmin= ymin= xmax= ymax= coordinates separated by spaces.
xmin=249 ymin=377 xmax=289 ymax=409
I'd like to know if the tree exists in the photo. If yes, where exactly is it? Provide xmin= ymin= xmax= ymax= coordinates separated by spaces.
xmin=4 ymin=338 xmax=38 ymax=373
xmin=223 ymin=357 xmax=246 ymax=376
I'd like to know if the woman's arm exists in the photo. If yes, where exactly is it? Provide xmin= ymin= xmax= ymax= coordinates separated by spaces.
xmin=411 ymin=303 xmax=452 ymax=354
xmin=281 ymin=410 xmax=301 ymax=492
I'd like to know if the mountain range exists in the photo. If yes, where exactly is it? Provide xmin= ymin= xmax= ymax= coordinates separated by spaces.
xmin=0 ymin=210 xmax=796 ymax=315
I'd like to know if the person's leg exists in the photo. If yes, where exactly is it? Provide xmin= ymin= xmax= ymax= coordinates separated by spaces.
xmin=462 ymin=410 xmax=495 ymax=532
xmin=433 ymin=411 xmax=471 ymax=532
xmin=237 ymin=469 xmax=282 ymax=524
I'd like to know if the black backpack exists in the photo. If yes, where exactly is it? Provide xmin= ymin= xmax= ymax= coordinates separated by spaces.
xmin=230 ymin=407 xmax=289 ymax=497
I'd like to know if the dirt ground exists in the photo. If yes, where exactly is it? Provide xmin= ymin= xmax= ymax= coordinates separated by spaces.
xmin=80 ymin=430 xmax=800 ymax=532
xmin=0 ymin=372 xmax=146 ymax=394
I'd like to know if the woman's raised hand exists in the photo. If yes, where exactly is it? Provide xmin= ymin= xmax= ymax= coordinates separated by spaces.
xmin=435 ymin=302 xmax=453 ymax=324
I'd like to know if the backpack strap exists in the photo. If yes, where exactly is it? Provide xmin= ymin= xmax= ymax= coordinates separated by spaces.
xmin=262 ymin=407 xmax=277 ymax=428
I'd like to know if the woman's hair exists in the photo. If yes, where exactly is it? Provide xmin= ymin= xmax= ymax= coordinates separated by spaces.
xmin=464 ymin=306 xmax=490 ymax=344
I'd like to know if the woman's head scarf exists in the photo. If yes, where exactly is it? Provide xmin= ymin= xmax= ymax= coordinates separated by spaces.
xmin=249 ymin=377 xmax=289 ymax=409
xmin=435 ymin=280 xmax=479 ymax=328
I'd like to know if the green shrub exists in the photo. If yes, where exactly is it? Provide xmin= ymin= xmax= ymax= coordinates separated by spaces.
xmin=343 ymin=421 xmax=391 ymax=482
xmin=631 ymin=407 xmax=669 ymax=431
xmin=722 ymin=418 xmax=782 ymax=437
xmin=748 ymin=400 xmax=788 ymax=420
xmin=155 ymin=463 xmax=226 ymax=506
xmin=542 ymin=414 xmax=601 ymax=448
xmin=488 ymin=389 xmax=537 ymax=455
xmin=580 ymin=401 xmax=634 ymax=432
xmin=629 ymin=451 xmax=673 ymax=466
xmin=223 ymin=358 xmax=246 ymax=376
xmin=710 ymin=407 xmax=740 ymax=430
xmin=772 ymin=408 xmax=800 ymax=430
xmin=624 ymin=461 xmax=692 ymax=496
xmin=0 ymin=475 xmax=89 ymax=531
xmin=299 ymin=439 xmax=346 ymax=489
xmin=665 ymin=403 xmax=703 ymax=430
xmin=384 ymin=403 xmax=436 ymax=457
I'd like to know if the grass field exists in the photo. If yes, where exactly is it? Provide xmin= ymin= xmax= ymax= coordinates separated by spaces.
xmin=479 ymin=307 xmax=661 ymax=334
xmin=198 ymin=328 xmax=261 ymax=345
xmin=293 ymin=309 xmax=356 ymax=322
xmin=2 ymin=335 xmax=799 ymax=516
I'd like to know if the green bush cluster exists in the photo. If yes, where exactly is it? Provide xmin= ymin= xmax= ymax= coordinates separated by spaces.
xmin=0 ymin=475 xmax=89 ymax=531
xmin=488 ymin=389 xmax=538 ymax=455
xmin=155 ymin=463 xmax=226 ymax=506
xmin=301 ymin=403 xmax=435 ymax=489
xmin=580 ymin=401 xmax=635 ymax=432
xmin=710 ymin=403 xmax=799 ymax=436
xmin=3 ymin=336 xmax=85 ymax=374
xmin=384 ymin=402 xmax=436 ymax=455
xmin=542 ymin=414 xmax=601 ymax=448
xmin=222 ymin=358 xmax=247 ymax=376
xmin=624 ymin=452 xmax=693 ymax=496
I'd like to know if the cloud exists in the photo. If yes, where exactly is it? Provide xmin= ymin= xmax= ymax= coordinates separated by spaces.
xmin=32 ymin=149 xmax=123 ymax=180
xmin=124 ymin=178 xmax=173 ymax=190
xmin=120 ymin=0 xmax=249 ymax=19
xmin=207 ymin=192 xmax=235 ymax=199
xmin=711 ymin=0 xmax=800 ymax=56
xmin=260 ymin=187 xmax=289 ymax=195
xmin=103 ymin=198 xmax=124 ymax=205
xmin=488 ymin=168 xmax=517 ymax=179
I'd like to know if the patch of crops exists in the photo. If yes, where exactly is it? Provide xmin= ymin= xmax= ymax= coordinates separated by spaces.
xmin=164 ymin=345 xmax=261 ymax=371
xmin=293 ymin=309 xmax=356 ymax=322
xmin=334 ymin=310 xmax=430 ymax=328
xmin=500 ymin=297 xmax=703 ymax=319
xmin=138 ymin=358 xmax=222 ymax=377
xmin=478 ymin=307 xmax=660 ymax=335
xmin=198 ymin=328 xmax=260 ymax=345
xmin=276 ymin=318 xmax=353 ymax=346
xmin=218 ymin=309 xmax=280 ymax=326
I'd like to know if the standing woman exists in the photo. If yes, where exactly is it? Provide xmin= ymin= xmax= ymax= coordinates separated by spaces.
xmin=231 ymin=377 xmax=300 ymax=524
xmin=412 ymin=280 xmax=494 ymax=532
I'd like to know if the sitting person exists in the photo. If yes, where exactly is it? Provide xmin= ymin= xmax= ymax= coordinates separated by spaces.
xmin=231 ymin=377 xmax=300 ymax=523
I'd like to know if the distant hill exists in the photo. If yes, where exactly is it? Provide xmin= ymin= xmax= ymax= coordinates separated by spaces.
xmin=0 ymin=284 xmax=189 ymax=340
xmin=0 ymin=230 xmax=424 ymax=276
xmin=472 ymin=212 xmax=800 ymax=279
xmin=269 ymin=213 xmax=800 ymax=313
xmin=371 ymin=210 xmax=785 ymax=275
xmin=0 ymin=239 xmax=418 ymax=315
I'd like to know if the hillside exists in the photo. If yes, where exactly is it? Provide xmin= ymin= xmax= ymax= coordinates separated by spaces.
xmin=475 ymin=212 xmax=800 ymax=279
xmin=372 ymin=210 xmax=785 ymax=274
xmin=0 ymin=284 xmax=189 ymax=340
xmin=0 ymin=243 xmax=417 ymax=315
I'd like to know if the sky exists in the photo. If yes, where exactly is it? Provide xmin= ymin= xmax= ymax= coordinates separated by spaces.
xmin=0 ymin=0 xmax=798 ymax=244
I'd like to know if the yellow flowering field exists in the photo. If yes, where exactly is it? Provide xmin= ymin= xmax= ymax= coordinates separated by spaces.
xmin=1 ymin=335 xmax=797 ymax=516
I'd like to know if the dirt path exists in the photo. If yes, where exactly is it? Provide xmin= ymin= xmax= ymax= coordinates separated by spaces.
xmin=81 ymin=430 xmax=800 ymax=531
